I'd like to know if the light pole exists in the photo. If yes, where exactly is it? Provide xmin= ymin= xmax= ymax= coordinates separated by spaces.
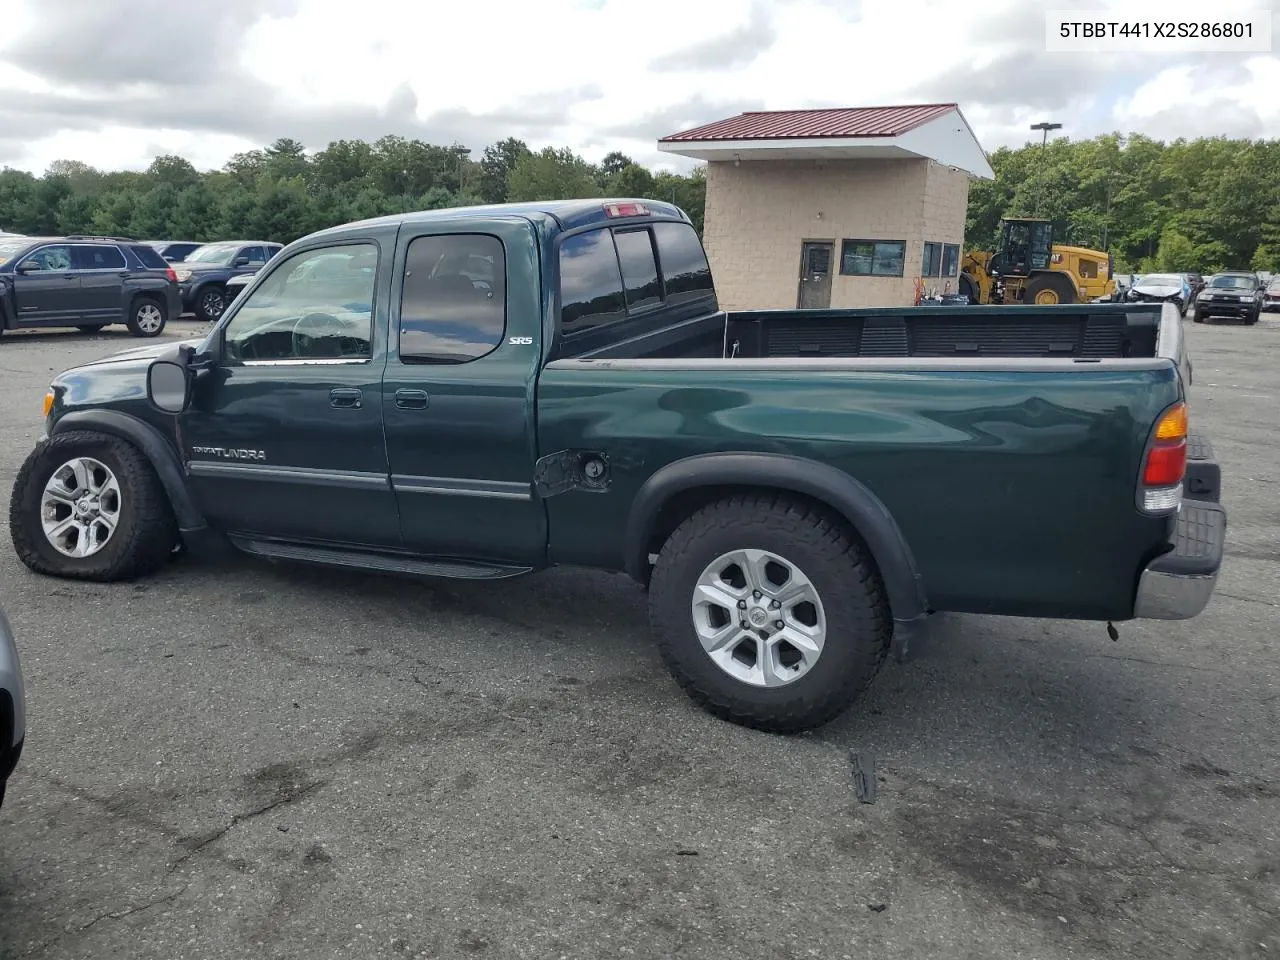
xmin=1030 ymin=121 xmax=1062 ymax=218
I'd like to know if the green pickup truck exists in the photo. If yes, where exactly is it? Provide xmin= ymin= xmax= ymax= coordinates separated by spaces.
xmin=9 ymin=199 xmax=1226 ymax=733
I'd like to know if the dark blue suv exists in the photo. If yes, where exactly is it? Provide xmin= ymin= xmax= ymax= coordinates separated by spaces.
xmin=0 ymin=235 xmax=181 ymax=337
xmin=174 ymin=241 xmax=283 ymax=322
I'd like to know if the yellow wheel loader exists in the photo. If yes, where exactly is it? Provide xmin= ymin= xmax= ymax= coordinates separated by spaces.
xmin=959 ymin=218 xmax=1117 ymax=306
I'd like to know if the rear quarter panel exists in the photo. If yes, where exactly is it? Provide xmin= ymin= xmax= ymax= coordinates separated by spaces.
xmin=536 ymin=360 xmax=1182 ymax=620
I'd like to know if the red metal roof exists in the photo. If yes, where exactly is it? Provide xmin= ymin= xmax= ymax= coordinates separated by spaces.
xmin=659 ymin=104 xmax=958 ymax=143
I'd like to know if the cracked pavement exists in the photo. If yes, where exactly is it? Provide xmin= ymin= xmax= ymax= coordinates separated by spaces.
xmin=0 ymin=315 xmax=1277 ymax=959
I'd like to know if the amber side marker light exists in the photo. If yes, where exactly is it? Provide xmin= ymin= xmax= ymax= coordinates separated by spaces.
xmin=1141 ymin=402 xmax=1187 ymax=512
xmin=42 ymin=391 xmax=54 ymax=417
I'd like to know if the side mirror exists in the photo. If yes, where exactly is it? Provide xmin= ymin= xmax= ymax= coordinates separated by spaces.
xmin=146 ymin=360 xmax=192 ymax=414
xmin=234 ymin=256 xmax=250 ymax=267
xmin=15 ymin=261 xmax=40 ymax=274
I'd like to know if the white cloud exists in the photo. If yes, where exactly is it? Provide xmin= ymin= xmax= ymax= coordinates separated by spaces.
xmin=0 ymin=0 xmax=1277 ymax=174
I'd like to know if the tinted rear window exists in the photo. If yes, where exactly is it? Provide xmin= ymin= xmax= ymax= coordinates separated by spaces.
xmin=652 ymin=221 xmax=713 ymax=303
xmin=559 ymin=229 xmax=626 ymax=334
xmin=129 ymin=244 xmax=169 ymax=269
xmin=613 ymin=228 xmax=661 ymax=312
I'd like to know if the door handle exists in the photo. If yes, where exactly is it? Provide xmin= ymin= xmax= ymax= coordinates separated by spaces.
xmin=329 ymin=387 xmax=362 ymax=409
xmin=394 ymin=388 xmax=429 ymax=409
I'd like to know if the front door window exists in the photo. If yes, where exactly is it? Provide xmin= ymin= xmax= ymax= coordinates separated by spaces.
xmin=222 ymin=244 xmax=378 ymax=363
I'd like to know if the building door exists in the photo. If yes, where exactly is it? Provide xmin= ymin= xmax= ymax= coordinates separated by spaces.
xmin=797 ymin=242 xmax=833 ymax=309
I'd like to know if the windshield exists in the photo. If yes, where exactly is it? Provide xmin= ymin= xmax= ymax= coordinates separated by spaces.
xmin=0 ymin=240 xmax=27 ymax=264
xmin=185 ymin=244 xmax=238 ymax=265
xmin=1209 ymin=275 xmax=1255 ymax=290
xmin=1137 ymin=274 xmax=1183 ymax=287
xmin=1268 ymin=278 xmax=1280 ymax=293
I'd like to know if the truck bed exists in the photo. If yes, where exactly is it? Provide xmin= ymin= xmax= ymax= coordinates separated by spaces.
xmin=567 ymin=303 xmax=1166 ymax=363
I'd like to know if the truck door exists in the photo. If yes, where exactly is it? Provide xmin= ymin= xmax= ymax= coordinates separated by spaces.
xmin=381 ymin=218 xmax=548 ymax=567
xmin=182 ymin=234 xmax=401 ymax=547
xmin=11 ymin=244 xmax=83 ymax=324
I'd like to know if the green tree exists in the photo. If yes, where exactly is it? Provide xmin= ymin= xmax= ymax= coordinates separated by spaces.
xmin=1251 ymin=244 xmax=1279 ymax=272
xmin=506 ymin=147 xmax=602 ymax=202
xmin=1155 ymin=226 xmax=1197 ymax=272
xmin=609 ymin=163 xmax=655 ymax=198
xmin=477 ymin=137 xmax=531 ymax=204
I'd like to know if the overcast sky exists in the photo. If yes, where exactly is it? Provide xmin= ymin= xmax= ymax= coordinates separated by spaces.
xmin=0 ymin=0 xmax=1276 ymax=176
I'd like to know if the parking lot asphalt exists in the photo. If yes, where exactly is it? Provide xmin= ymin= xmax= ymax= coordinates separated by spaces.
xmin=0 ymin=313 xmax=1276 ymax=960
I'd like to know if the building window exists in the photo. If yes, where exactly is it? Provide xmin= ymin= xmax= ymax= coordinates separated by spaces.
xmin=922 ymin=242 xmax=943 ymax=277
xmin=942 ymin=243 xmax=960 ymax=277
xmin=840 ymin=240 xmax=905 ymax=277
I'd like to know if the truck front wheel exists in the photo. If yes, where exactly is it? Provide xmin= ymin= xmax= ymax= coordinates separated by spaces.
xmin=9 ymin=431 xmax=178 ymax=581
xmin=648 ymin=494 xmax=892 ymax=734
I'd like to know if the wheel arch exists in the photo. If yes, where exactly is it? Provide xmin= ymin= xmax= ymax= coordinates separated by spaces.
xmin=49 ymin=410 xmax=206 ymax=533
xmin=626 ymin=452 xmax=929 ymax=631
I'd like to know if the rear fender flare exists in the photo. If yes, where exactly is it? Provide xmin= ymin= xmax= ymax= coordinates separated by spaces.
xmin=626 ymin=452 xmax=929 ymax=628
xmin=49 ymin=409 xmax=206 ymax=532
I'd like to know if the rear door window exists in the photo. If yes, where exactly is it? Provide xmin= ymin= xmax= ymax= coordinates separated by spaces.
xmin=398 ymin=233 xmax=506 ymax=364
xmin=559 ymin=228 xmax=626 ymax=334
xmin=72 ymin=245 xmax=126 ymax=270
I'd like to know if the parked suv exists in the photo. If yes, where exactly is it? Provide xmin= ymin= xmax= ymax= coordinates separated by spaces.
xmin=174 ymin=241 xmax=282 ymax=322
xmin=147 ymin=241 xmax=205 ymax=263
xmin=1192 ymin=271 xmax=1264 ymax=325
xmin=0 ymin=235 xmax=180 ymax=337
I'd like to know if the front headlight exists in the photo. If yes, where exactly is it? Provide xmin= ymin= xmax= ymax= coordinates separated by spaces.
xmin=174 ymin=268 xmax=193 ymax=282
xmin=1240 ymin=295 xmax=1255 ymax=302
xmin=1197 ymin=290 xmax=1210 ymax=300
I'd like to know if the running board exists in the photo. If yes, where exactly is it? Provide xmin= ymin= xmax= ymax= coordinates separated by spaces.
xmin=229 ymin=537 xmax=533 ymax=580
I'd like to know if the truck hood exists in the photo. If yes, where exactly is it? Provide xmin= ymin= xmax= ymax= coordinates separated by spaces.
xmin=78 ymin=337 xmax=205 ymax=368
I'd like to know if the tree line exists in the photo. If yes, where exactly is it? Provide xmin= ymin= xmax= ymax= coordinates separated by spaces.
xmin=0 ymin=136 xmax=707 ymax=246
xmin=0 ymin=130 xmax=1276 ymax=274
xmin=968 ymin=133 xmax=1280 ymax=274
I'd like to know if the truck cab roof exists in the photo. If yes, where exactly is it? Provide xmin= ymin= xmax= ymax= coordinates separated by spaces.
xmin=305 ymin=198 xmax=691 ymax=242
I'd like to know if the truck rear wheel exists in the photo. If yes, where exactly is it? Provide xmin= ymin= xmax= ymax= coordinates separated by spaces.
xmin=9 ymin=431 xmax=177 ymax=582
xmin=648 ymin=494 xmax=892 ymax=734
xmin=1024 ymin=273 xmax=1078 ymax=305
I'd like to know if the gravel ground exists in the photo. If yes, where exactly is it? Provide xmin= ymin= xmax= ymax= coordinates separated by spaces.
xmin=0 ymin=313 xmax=1276 ymax=960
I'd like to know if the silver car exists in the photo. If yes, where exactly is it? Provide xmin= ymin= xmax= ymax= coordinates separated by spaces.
xmin=0 ymin=606 xmax=24 ymax=808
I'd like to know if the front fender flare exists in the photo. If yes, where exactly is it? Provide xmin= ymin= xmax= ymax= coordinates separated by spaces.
xmin=626 ymin=452 xmax=929 ymax=641
xmin=50 ymin=409 xmax=206 ymax=533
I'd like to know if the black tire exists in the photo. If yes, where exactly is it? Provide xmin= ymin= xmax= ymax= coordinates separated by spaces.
xmin=1246 ymin=309 xmax=1260 ymax=325
xmin=1192 ymin=311 xmax=1205 ymax=323
xmin=648 ymin=494 xmax=892 ymax=734
xmin=957 ymin=274 xmax=978 ymax=305
xmin=9 ymin=431 xmax=177 ymax=582
xmin=126 ymin=295 xmax=167 ymax=338
xmin=194 ymin=286 xmax=226 ymax=324
xmin=76 ymin=324 xmax=107 ymax=334
xmin=1023 ymin=272 xmax=1078 ymax=305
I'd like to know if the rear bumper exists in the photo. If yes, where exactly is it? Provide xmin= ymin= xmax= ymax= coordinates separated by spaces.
xmin=1133 ymin=433 xmax=1226 ymax=620
xmin=1134 ymin=500 xmax=1225 ymax=619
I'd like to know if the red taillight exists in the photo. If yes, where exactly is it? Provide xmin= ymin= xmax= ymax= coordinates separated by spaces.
xmin=1143 ymin=442 xmax=1187 ymax=487
xmin=165 ymin=267 xmax=178 ymax=283
xmin=603 ymin=201 xmax=649 ymax=218
xmin=1140 ymin=402 xmax=1187 ymax=512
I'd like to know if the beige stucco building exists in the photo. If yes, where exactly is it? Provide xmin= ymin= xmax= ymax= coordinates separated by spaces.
xmin=658 ymin=104 xmax=994 ymax=311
